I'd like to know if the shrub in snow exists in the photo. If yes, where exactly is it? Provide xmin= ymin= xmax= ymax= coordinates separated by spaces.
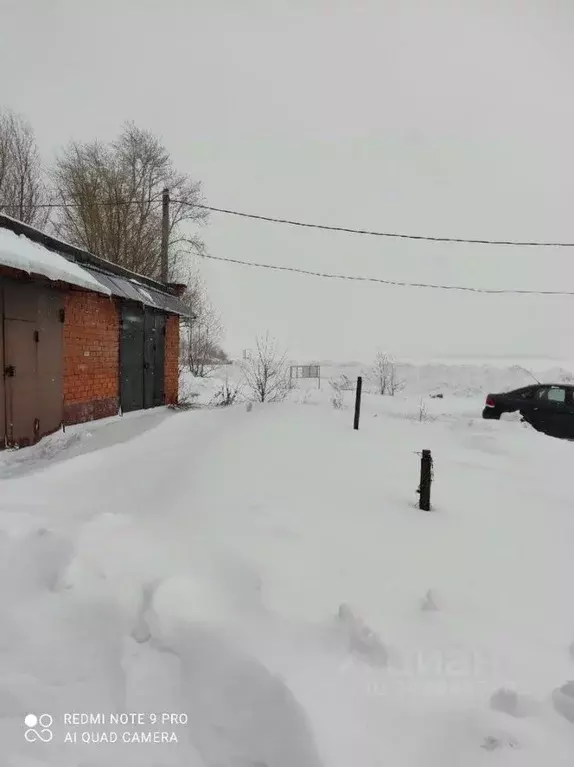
xmin=332 ymin=373 xmax=355 ymax=391
xmin=329 ymin=379 xmax=345 ymax=409
xmin=211 ymin=378 xmax=242 ymax=407
xmin=331 ymin=392 xmax=344 ymax=409
xmin=242 ymin=333 xmax=290 ymax=403
xmin=168 ymin=398 xmax=199 ymax=411
xmin=419 ymin=399 xmax=428 ymax=421
xmin=176 ymin=377 xmax=202 ymax=409
xmin=370 ymin=351 xmax=405 ymax=396
xmin=414 ymin=398 xmax=436 ymax=423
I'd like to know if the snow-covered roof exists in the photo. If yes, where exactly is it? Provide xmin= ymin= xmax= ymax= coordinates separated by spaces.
xmin=0 ymin=214 xmax=193 ymax=316
xmin=0 ymin=227 xmax=111 ymax=295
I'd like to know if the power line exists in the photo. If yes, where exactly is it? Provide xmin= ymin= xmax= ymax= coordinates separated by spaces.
xmin=176 ymin=201 xmax=574 ymax=249
xmin=198 ymin=252 xmax=574 ymax=296
xmin=0 ymin=198 xmax=159 ymax=210
xmin=2 ymin=197 xmax=574 ymax=248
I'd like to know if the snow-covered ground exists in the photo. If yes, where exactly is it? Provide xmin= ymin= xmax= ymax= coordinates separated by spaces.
xmin=2 ymin=362 xmax=574 ymax=765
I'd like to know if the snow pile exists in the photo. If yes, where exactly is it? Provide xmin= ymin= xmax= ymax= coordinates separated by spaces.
xmin=313 ymin=361 xmax=574 ymax=398
xmin=1 ymin=378 xmax=574 ymax=764
xmin=179 ymin=368 xmax=240 ymax=407
xmin=0 ymin=227 xmax=110 ymax=294
xmin=181 ymin=360 xmax=574 ymax=408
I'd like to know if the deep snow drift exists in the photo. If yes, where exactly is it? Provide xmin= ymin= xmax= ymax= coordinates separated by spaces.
xmin=1 ymin=364 xmax=574 ymax=765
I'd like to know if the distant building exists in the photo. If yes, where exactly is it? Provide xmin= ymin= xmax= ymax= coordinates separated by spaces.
xmin=0 ymin=214 xmax=193 ymax=449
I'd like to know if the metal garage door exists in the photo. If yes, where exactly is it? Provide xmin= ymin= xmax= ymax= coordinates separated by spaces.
xmin=1 ymin=280 xmax=63 ymax=448
xmin=153 ymin=313 xmax=166 ymax=407
xmin=120 ymin=304 xmax=167 ymax=414
xmin=37 ymin=289 xmax=64 ymax=439
xmin=120 ymin=303 xmax=145 ymax=413
xmin=144 ymin=310 xmax=165 ymax=409
xmin=0 ymin=284 xmax=4 ymax=449
xmin=4 ymin=316 xmax=38 ymax=446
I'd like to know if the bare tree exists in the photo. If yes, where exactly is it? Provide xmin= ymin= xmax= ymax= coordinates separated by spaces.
xmin=179 ymin=270 xmax=226 ymax=377
xmin=387 ymin=361 xmax=405 ymax=396
xmin=52 ymin=122 xmax=208 ymax=279
xmin=370 ymin=351 xmax=404 ymax=396
xmin=418 ymin=398 xmax=428 ymax=422
xmin=242 ymin=333 xmax=290 ymax=403
xmin=0 ymin=109 xmax=50 ymax=228
xmin=371 ymin=352 xmax=388 ymax=395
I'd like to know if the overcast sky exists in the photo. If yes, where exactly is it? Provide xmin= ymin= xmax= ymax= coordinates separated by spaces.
xmin=1 ymin=0 xmax=574 ymax=362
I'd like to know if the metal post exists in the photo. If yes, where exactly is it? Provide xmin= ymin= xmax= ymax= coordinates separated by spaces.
xmin=419 ymin=449 xmax=433 ymax=511
xmin=353 ymin=376 xmax=362 ymax=430
xmin=161 ymin=187 xmax=170 ymax=283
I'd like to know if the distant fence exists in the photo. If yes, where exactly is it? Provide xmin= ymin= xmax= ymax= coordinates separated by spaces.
xmin=290 ymin=364 xmax=321 ymax=389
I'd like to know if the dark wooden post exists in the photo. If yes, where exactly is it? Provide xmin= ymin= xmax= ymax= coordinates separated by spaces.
xmin=418 ymin=449 xmax=433 ymax=510
xmin=353 ymin=376 xmax=362 ymax=430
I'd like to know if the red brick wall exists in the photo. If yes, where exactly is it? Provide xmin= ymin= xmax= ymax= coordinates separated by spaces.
xmin=164 ymin=315 xmax=179 ymax=405
xmin=63 ymin=291 xmax=120 ymax=424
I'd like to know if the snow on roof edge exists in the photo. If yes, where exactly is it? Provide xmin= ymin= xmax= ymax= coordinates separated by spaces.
xmin=0 ymin=212 xmax=178 ymax=296
xmin=0 ymin=227 xmax=111 ymax=295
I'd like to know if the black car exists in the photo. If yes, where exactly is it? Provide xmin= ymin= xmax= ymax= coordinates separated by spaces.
xmin=482 ymin=384 xmax=574 ymax=439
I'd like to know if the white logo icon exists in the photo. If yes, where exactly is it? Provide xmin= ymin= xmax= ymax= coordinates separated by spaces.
xmin=24 ymin=713 xmax=53 ymax=743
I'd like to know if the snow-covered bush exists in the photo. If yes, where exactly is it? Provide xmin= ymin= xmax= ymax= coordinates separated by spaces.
xmin=418 ymin=398 xmax=429 ymax=422
xmin=211 ymin=378 xmax=242 ymax=407
xmin=329 ymin=378 xmax=346 ymax=409
xmin=370 ymin=352 xmax=405 ymax=396
xmin=242 ymin=333 xmax=290 ymax=403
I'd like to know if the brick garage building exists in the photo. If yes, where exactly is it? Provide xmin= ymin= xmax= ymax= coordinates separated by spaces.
xmin=0 ymin=214 xmax=192 ymax=449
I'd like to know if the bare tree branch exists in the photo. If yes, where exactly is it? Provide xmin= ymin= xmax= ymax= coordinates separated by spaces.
xmin=52 ymin=122 xmax=208 ymax=279
xmin=179 ymin=270 xmax=226 ymax=377
xmin=370 ymin=351 xmax=404 ymax=396
xmin=242 ymin=333 xmax=290 ymax=403
xmin=0 ymin=109 xmax=50 ymax=228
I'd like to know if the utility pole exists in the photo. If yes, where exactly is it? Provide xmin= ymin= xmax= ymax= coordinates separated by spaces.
xmin=161 ymin=187 xmax=170 ymax=283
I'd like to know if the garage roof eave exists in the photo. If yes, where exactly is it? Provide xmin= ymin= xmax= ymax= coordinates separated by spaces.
xmin=82 ymin=266 xmax=194 ymax=317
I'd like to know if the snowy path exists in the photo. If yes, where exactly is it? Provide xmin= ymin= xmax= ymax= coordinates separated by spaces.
xmin=1 ymin=398 xmax=574 ymax=765
xmin=0 ymin=407 xmax=326 ymax=766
